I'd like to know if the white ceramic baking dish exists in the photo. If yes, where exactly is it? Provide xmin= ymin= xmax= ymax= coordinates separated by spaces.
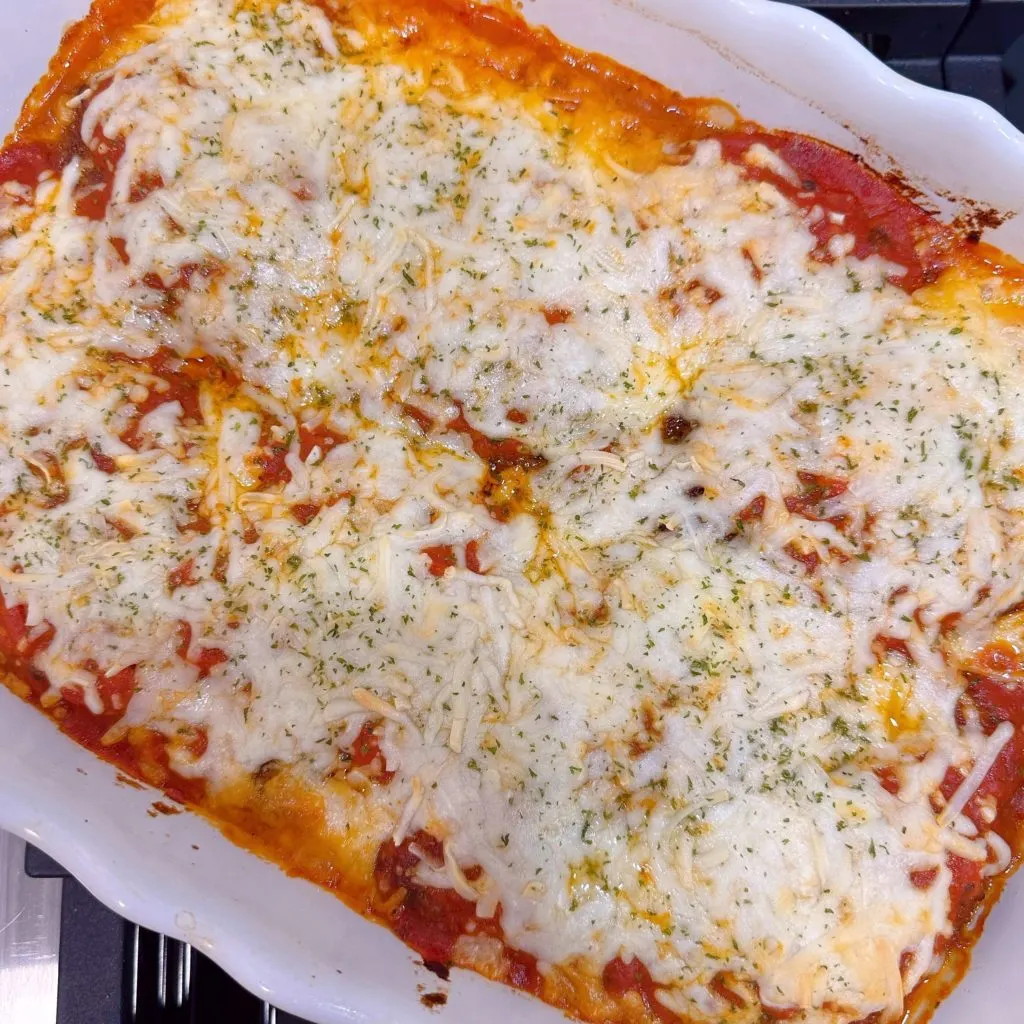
xmin=2 ymin=2 xmax=1023 ymax=1022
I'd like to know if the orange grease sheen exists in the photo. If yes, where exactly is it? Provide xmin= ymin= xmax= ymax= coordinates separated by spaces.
xmin=7 ymin=0 xmax=157 ymax=147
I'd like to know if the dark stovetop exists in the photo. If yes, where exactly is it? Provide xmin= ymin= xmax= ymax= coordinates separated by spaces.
xmin=4 ymin=3 xmax=1024 ymax=1024
xmin=21 ymin=842 xmax=307 ymax=1024
xmin=785 ymin=0 xmax=1024 ymax=129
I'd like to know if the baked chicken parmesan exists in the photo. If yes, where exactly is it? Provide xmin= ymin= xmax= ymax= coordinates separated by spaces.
xmin=3 ymin=0 xmax=1024 ymax=1020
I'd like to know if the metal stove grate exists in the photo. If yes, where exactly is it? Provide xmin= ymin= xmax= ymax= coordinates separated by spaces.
xmin=3 ymin=2 xmax=1024 ymax=1022
xmin=23 ymin=843 xmax=309 ymax=1024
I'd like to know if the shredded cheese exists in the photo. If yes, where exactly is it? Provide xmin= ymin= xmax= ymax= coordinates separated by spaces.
xmin=1 ymin=1 xmax=1023 ymax=1021
xmin=938 ymin=722 xmax=1015 ymax=828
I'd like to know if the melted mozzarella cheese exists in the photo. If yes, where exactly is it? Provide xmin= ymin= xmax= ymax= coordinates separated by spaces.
xmin=3 ymin=1 xmax=1024 ymax=1021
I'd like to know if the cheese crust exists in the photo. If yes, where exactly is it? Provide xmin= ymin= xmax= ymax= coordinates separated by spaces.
xmin=2 ymin=1 xmax=1024 ymax=1022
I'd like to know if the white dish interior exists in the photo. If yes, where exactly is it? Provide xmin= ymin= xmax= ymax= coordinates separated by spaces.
xmin=1 ymin=1 xmax=1022 ymax=1021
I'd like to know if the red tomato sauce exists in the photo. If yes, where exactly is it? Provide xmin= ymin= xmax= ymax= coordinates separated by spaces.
xmin=290 ymin=502 xmax=322 ymax=525
xmin=178 ymin=496 xmax=213 ymax=536
xmin=423 ymin=542 xmax=486 ymax=576
xmin=114 ymin=349 xmax=234 ymax=450
xmin=0 ymin=141 xmax=58 ymax=189
xmin=910 ymin=867 xmax=939 ymax=890
xmin=1 ymin=107 xmax=166 ymax=227
xmin=951 ymin=678 xmax=1024 ymax=832
xmin=945 ymin=855 xmax=986 ymax=934
xmin=73 ymin=128 xmax=124 ymax=220
xmin=783 ymin=541 xmax=821 ymax=576
xmin=93 ymin=664 xmax=137 ymax=713
xmin=89 ymin=445 xmax=117 ymax=473
xmin=175 ymin=621 xmax=229 ymax=680
xmin=399 ymin=399 xmax=544 ymax=521
xmin=372 ymin=831 xmax=541 ymax=992
xmin=0 ymin=0 xmax=981 ymax=319
xmin=446 ymin=402 xmax=546 ymax=475
xmin=346 ymin=720 xmax=394 ymax=783
xmin=402 ymin=402 xmax=436 ymax=433
xmin=784 ymin=471 xmax=849 ymax=524
xmin=735 ymin=494 xmax=766 ymax=525
xmin=193 ymin=647 xmax=227 ymax=677
xmin=0 ymin=592 xmax=203 ymax=804
xmin=0 ymin=135 xmax=76 ymax=196
xmin=167 ymin=557 xmax=197 ymax=592
xmin=930 ymin=675 xmax=1024 ymax=947
xmin=542 ymin=306 xmax=572 ymax=325
xmin=602 ymin=956 xmax=680 ymax=1023
xmin=1 ymin=74 xmax=124 ymax=220
xmin=298 ymin=422 xmax=348 ymax=461
xmin=139 ymin=262 xmax=219 ymax=315
xmin=874 ymin=765 xmax=901 ymax=796
xmin=6 ymin=0 xmax=157 ymax=147
xmin=715 ymin=130 xmax=957 ymax=293
xmin=248 ymin=415 xmax=292 ymax=488
xmin=349 ymin=721 xmax=386 ymax=767
xmin=874 ymin=634 xmax=914 ymax=664
xmin=464 ymin=539 xmax=484 ymax=575
xmin=423 ymin=544 xmax=457 ymax=577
